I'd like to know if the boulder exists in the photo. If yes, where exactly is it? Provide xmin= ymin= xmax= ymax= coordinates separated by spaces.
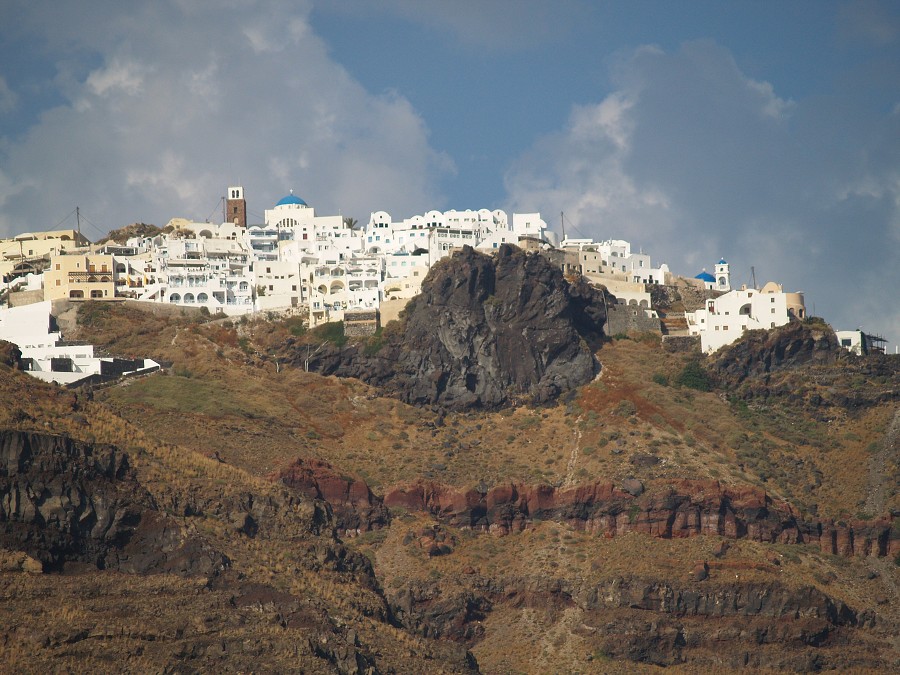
xmin=301 ymin=245 xmax=609 ymax=409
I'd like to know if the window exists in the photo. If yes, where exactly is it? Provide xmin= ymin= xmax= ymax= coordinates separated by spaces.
xmin=771 ymin=308 xmax=776 ymax=313
xmin=55 ymin=279 xmax=61 ymax=286
xmin=771 ymin=297 xmax=775 ymax=303
xmin=55 ymin=263 xmax=60 ymax=270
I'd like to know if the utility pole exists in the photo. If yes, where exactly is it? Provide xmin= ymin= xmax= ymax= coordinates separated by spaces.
xmin=76 ymin=206 xmax=81 ymax=238
xmin=560 ymin=211 xmax=566 ymax=241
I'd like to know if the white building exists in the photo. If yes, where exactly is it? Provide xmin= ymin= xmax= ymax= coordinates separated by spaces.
xmin=685 ymin=281 xmax=806 ymax=353
xmin=0 ymin=301 xmax=159 ymax=386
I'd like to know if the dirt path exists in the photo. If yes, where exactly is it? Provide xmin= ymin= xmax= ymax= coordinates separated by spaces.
xmin=563 ymin=419 xmax=583 ymax=488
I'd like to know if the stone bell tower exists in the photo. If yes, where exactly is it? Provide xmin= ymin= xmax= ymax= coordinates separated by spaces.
xmin=226 ymin=186 xmax=247 ymax=228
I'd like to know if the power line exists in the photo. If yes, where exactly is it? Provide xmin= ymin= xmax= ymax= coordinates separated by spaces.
xmin=73 ymin=209 xmax=108 ymax=239
xmin=560 ymin=212 xmax=589 ymax=240
xmin=205 ymin=196 xmax=224 ymax=223
xmin=49 ymin=208 xmax=78 ymax=230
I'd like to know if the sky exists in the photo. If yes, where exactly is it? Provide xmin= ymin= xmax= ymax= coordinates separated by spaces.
xmin=1 ymin=0 xmax=898 ymax=348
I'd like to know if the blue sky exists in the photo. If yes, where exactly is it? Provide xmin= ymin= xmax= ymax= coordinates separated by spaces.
xmin=1 ymin=0 xmax=898 ymax=347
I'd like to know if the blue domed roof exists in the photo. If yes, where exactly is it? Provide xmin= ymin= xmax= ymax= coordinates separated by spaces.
xmin=276 ymin=191 xmax=307 ymax=207
xmin=718 ymin=258 xmax=727 ymax=265
xmin=695 ymin=271 xmax=715 ymax=282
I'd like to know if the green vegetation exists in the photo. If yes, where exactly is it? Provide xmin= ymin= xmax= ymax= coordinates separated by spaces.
xmin=675 ymin=359 xmax=711 ymax=391
xmin=312 ymin=320 xmax=347 ymax=348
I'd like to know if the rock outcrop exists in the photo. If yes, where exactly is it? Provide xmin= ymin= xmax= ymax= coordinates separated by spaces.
xmin=0 ymin=340 xmax=21 ymax=369
xmin=384 ymin=478 xmax=898 ymax=557
xmin=388 ymin=572 xmax=881 ymax=670
xmin=270 ymin=458 xmax=390 ymax=535
xmin=710 ymin=320 xmax=839 ymax=384
xmin=300 ymin=244 xmax=608 ymax=409
xmin=709 ymin=320 xmax=900 ymax=409
xmin=0 ymin=429 xmax=228 ymax=575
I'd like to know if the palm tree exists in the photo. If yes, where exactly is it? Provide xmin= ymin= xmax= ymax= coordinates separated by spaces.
xmin=343 ymin=217 xmax=358 ymax=230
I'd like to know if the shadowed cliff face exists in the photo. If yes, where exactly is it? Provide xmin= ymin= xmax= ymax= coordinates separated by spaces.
xmin=304 ymin=244 xmax=608 ymax=409
xmin=710 ymin=321 xmax=840 ymax=384
xmin=0 ymin=429 xmax=228 ymax=575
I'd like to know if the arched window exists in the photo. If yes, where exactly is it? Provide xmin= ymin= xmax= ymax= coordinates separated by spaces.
xmin=198 ymin=292 xmax=208 ymax=302
xmin=90 ymin=290 xmax=103 ymax=298
xmin=69 ymin=289 xmax=84 ymax=298
xmin=169 ymin=293 xmax=181 ymax=303
xmin=239 ymin=281 xmax=249 ymax=291
xmin=184 ymin=293 xmax=195 ymax=304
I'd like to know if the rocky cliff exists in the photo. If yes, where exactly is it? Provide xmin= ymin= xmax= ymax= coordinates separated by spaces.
xmin=385 ymin=478 xmax=897 ymax=557
xmin=710 ymin=320 xmax=839 ymax=384
xmin=299 ymin=244 xmax=608 ymax=409
xmin=709 ymin=320 xmax=900 ymax=409
xmin=270 ymin=457 xmax=391 ymax=536
xmin=0 ymin=429 xmax=228 ymax=575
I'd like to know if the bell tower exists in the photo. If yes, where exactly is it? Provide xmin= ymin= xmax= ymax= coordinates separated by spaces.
xmin=226 ymin=186 xmax=247 ymax=228
xmin=715 ymin=258 xmax=731 ymax=292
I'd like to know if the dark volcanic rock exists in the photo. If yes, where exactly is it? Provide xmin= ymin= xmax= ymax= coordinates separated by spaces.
xmin=304 ymin=244 xmax=608 ymax=409
xmin=709 ymin=320 xmax=839 ymax=385
xmin=0 ymin=429 xmax=228 ymax=575
xmin=270 ymin=457 xmax=391 ymax=535
xmin=0 ymin=340 xmax=21 ymax=368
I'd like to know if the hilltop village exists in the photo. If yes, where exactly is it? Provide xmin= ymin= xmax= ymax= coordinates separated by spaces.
xmin=0 ymin=186 xmax=884 ymax=385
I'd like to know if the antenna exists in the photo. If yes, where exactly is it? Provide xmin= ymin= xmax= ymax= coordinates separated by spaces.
xmin=76 ymin=206 xmax=81 ymax=238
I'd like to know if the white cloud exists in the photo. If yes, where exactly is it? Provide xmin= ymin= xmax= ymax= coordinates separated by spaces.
xmin=85 ymin=57 xmax=148 ymax=97
xmin=0 ymin=0 xmax=450 ymax=238
xmin=505 ymin=40 xmax=900 ymax=340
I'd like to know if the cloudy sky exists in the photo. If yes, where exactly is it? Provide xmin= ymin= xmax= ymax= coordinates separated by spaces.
xmin=1 ymin=0 xmax=898 ymax=346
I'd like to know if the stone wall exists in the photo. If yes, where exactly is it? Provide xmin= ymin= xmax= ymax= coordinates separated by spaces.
xmin=605 ymin=304 xmax=662 ymax=336
xmin=8 ymin=289 xmax=44 ymax=307
xmin=649 ymin=282 xmax=719 ymax=312
xmin=344 ymin=310 xmax=378 ymax=337
xmin=661 ymin=335 xmax=701 ymax=353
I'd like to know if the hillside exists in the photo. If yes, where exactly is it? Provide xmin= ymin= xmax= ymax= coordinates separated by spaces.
xmin=1 ymin=256 xmax=898 ymax=671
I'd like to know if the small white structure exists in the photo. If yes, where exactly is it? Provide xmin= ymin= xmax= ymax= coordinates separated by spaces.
xmin=835 ymin=329 xmax=887 ymax=355
xmin=685 ymin=282 xmax=806 ymax=353
xmin=0 ymin=301 xmax=159 ymax=385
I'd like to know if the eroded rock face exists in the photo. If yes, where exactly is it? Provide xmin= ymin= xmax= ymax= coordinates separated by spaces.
xmin=304 ymin=245 xmax=608 ymax=409
xmin=0 ymin=429 xmax=228 ymax=574
xmin=270 ymin=458 xmax=390 ymax=536
xmin=0 ymin=340 xmax=21 ymax=369
xmin=710 ymin=321 xmax=839 ymax=385
xmin=384 ymin=478 xmax=898 ymax=557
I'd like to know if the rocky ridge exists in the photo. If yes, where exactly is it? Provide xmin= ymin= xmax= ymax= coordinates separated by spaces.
xmin=296 ymin=244 xmax=609 ymax=409
xmin=0 ymin=429 xmax=228 ymax=575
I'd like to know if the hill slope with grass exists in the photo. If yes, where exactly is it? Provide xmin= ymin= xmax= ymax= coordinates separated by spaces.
xmin=1 ymin=282 xmax=898 ymax=671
